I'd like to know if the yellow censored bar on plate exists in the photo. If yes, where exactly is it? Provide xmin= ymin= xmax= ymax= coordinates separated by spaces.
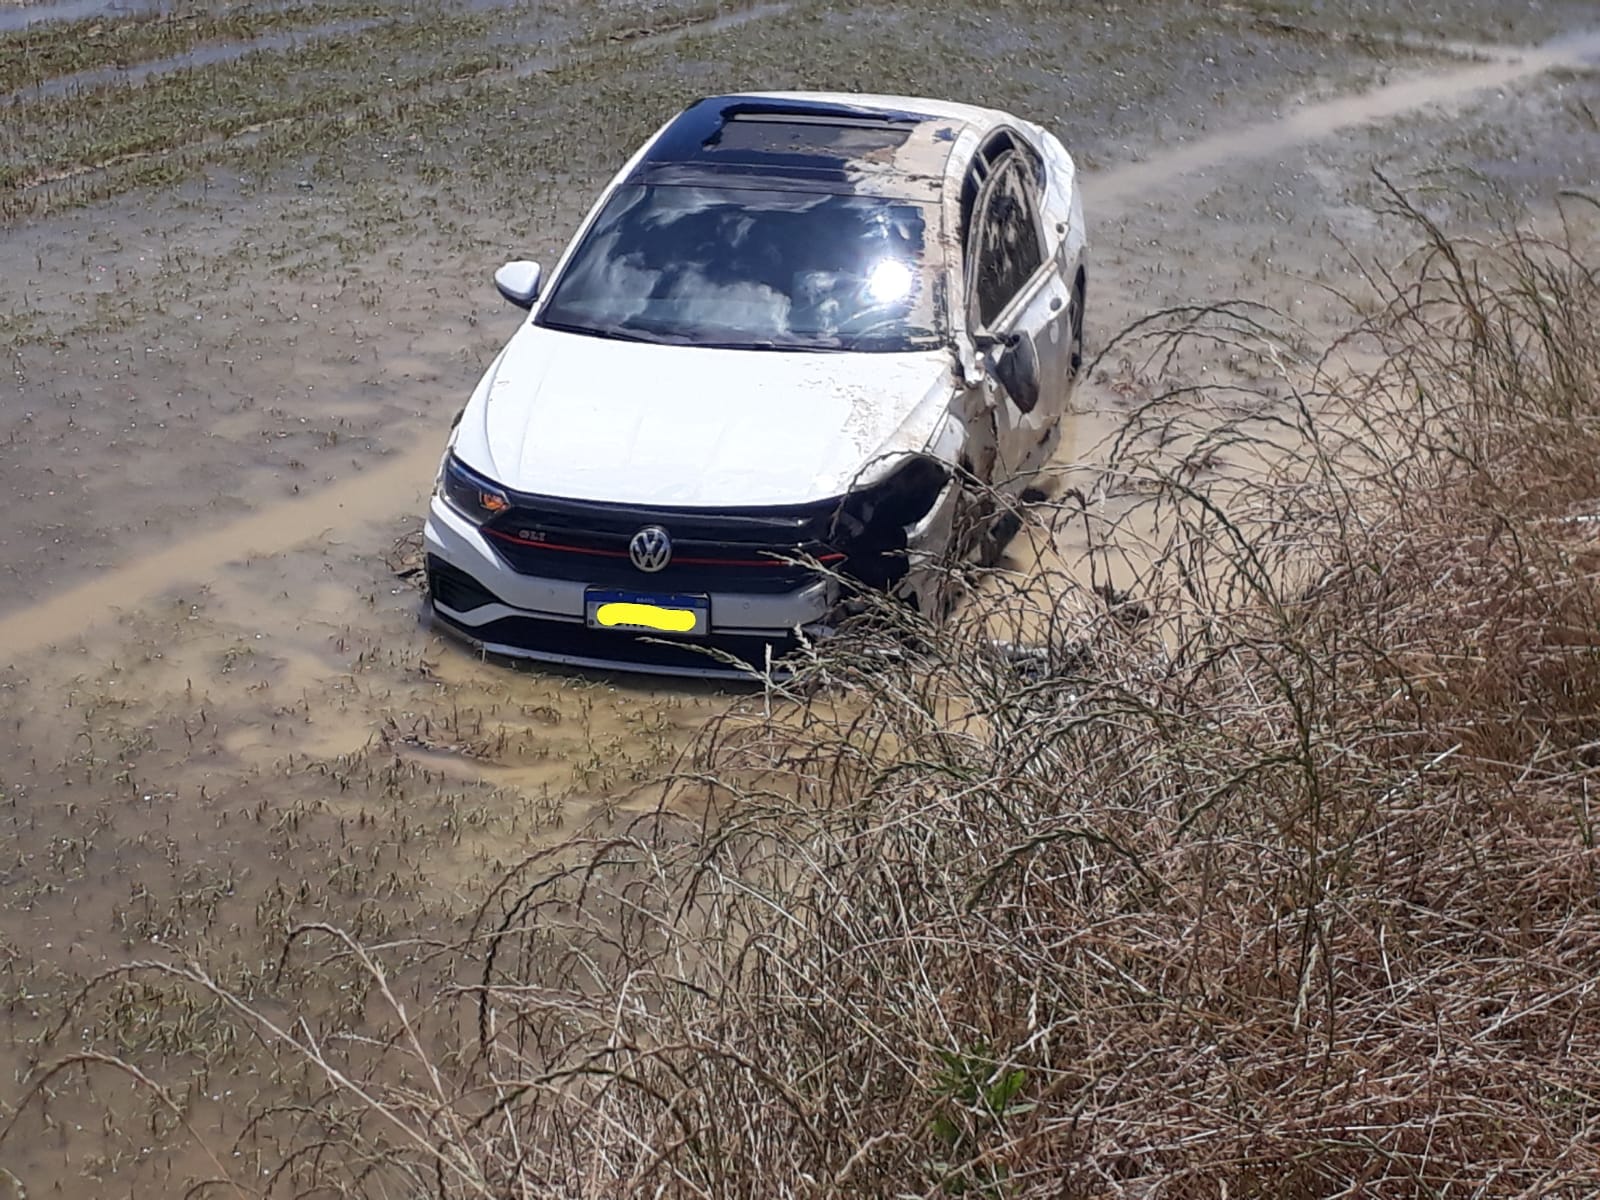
xmin=593 ymin=601 xmax=699 ymax=634
xmin=584 ymin=589 xmax=710 ymax=637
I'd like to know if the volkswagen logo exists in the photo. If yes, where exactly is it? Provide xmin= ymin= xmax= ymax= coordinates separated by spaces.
xmin=629 ymin=526 xmax=673 ymax=573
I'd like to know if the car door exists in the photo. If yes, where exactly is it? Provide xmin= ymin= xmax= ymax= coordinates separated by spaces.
xmin=964 ymin=148 xmax=1075 ymax=481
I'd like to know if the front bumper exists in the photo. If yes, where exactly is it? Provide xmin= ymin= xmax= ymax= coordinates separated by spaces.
xmin=423 ymin=496 xmax=834 ymax=680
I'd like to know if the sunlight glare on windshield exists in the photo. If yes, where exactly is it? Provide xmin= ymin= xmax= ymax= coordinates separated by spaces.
xmin=865 ymin=258 xmax=916 ymax=305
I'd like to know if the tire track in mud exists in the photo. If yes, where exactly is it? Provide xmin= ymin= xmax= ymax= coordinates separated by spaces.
xmin=2 ymin=25 xmax=1597 ymax=661
xmin=1086 ymin=28 xmax=1600 ymax=211
xmin=0 ymin=443 xmax=441 ymax=660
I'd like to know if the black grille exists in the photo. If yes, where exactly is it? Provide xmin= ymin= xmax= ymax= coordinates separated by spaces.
xmin=483 ymin=529 xmax=831 ymax=593
xmin=434 ymin=609 xmax=800 ymax=676
xmin=467 ymin=469 xmax=939 ymax=596
xmin=482 ymin=493 xmax=844 ymax=593
xmin=428 ymin=557 xmax=501 ymax=612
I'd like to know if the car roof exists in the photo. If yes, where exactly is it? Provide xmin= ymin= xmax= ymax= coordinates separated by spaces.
xmin=627 ymin=91 xmax=1008 ymax=202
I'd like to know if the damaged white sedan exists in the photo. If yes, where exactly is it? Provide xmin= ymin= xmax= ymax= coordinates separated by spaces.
xmin=424 ymin=91 xmax=1088 ymax=677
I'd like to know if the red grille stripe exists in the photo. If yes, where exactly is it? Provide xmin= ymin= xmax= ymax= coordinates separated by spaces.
xmin=484 ymin=527 xmax=842 ymax=568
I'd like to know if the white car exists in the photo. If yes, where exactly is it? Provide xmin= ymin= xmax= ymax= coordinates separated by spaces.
xmin=424 ymin=91 xmax=1088 ymax=678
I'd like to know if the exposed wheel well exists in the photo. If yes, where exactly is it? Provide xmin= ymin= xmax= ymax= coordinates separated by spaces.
xmin=1071 ymin=268 xmax=1087 ymax=373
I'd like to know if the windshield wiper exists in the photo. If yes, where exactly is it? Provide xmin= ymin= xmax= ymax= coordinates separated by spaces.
xmin=542 ymin=317 xmax=939 ymax=353
xmin=540 ymin=318 xmax=695 ymax=346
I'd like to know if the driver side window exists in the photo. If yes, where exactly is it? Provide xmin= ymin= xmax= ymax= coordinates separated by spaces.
xmin=966 ymin=153 xmax=1044 ymax=329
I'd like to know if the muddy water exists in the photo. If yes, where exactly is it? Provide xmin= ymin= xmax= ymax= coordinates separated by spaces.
xmin=1087 ymin=27 xmax=1600 ymax=212
xmin=0 ymin=442 xmax=442 ymax=657
xmin=0 ymin=0 xmax=170 ymax=33
xmin=1 ymin=1 xmax=1598 ymax=1193
xmin=2 ymin=18 xmax=383 ymax=103
xmin=6 ymin=25 xmax=1590 ymax=661
xmin=0 ymin=0 xmax=549 ymax=33
xmin=509 ymin=0 xmax=793 ymax=78
xmin=979 ymin=27 xmax=1600 ymax=647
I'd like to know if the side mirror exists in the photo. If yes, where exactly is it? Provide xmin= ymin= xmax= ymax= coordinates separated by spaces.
xmin=991 ymin=334 xmax=1041 ymax=414
xmin=494 ymin=260 xmax=542 ymax=309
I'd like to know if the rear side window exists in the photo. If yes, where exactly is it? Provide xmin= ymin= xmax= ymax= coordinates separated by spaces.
xmin=966 ymin=153 xmax=1044 ymax=328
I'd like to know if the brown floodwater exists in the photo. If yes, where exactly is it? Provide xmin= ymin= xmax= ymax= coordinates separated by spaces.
xmin=1 ymin=0 xmax=1597 ymax=1192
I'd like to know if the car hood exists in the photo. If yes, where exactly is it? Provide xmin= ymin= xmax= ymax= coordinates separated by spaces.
xmin=453 ymin=323 xmax=957 ymax=507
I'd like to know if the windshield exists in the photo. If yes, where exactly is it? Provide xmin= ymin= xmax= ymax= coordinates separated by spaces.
xmin=536 ymin=185 xmax=945 ymax=352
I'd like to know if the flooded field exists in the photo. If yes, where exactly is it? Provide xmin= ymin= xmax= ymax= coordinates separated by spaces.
xmin=2 ymin=0 xmax=1598 ymax=1192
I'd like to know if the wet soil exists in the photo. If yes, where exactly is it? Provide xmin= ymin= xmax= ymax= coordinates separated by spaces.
xmin=1 ymin=0 xmax=1598 ymax=1193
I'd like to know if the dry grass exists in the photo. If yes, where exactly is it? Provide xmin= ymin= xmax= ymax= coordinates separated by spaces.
xmin=15 ymin=192 xmax=1600 ymax=1197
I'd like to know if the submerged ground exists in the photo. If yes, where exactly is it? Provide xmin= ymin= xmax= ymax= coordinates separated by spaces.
xmin=1 ymin=0 xmax=1598 ymax=1193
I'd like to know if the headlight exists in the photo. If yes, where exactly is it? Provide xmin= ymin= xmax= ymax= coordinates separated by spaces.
xmin=836 ymin=455 xmax=951 ymax=538
xmin=440 ymin=453 xmax=511 ymax=525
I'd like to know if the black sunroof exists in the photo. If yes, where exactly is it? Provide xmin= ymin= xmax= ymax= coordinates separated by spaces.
xmin=712 ymin=115 xmax=911 ymax=161
xmin=633 ymin=96 xmax=940 ymax=189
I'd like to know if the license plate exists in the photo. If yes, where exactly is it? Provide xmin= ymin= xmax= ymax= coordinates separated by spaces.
xmin=584 ymin=589 xmax=710 ymax=638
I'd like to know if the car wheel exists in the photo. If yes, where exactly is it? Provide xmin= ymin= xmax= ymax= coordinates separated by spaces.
xmin=977 ymin=505 xmax=1024 ymax=568
xmin=955 ymin=486 xmax=1023 ymax=571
